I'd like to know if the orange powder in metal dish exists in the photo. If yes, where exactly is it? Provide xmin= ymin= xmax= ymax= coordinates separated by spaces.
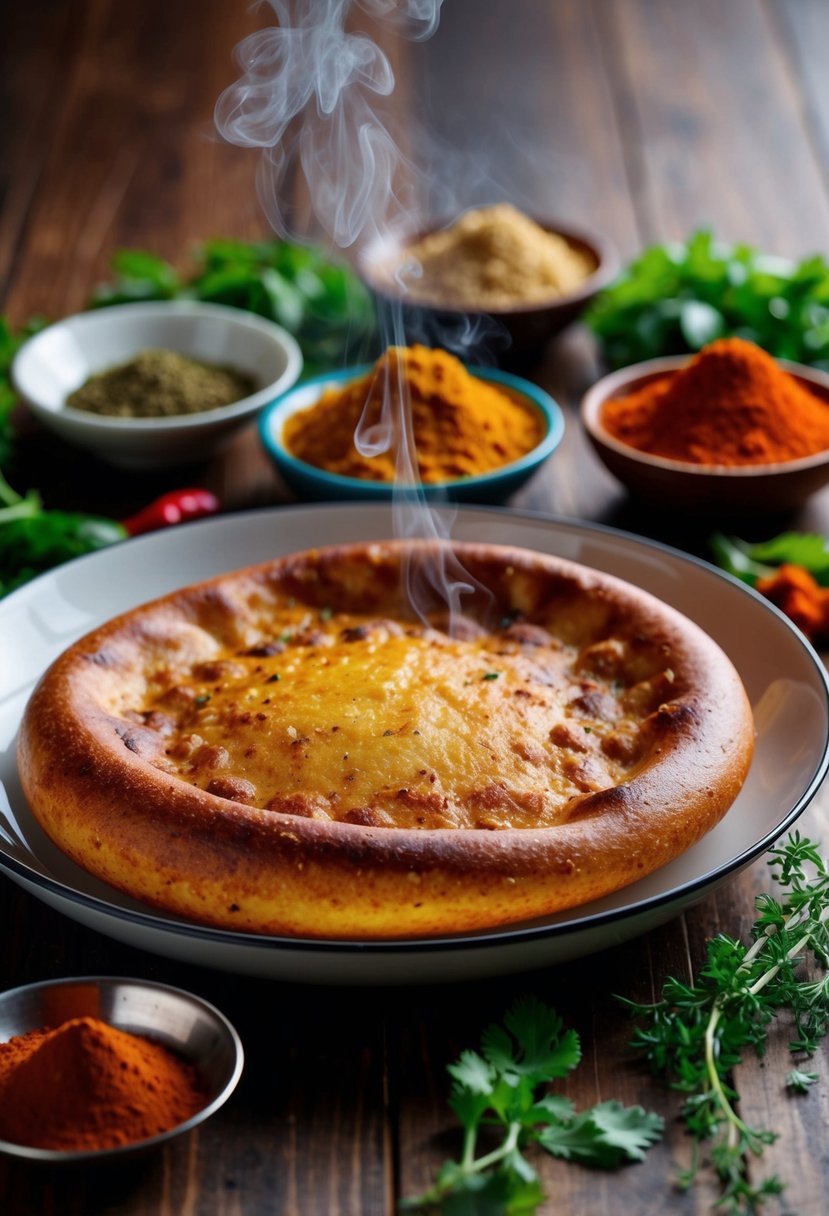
xmin=601 ymin=337 xmax=829 ymax=466
xmin=283 ymin=345 xmax=545 ymax=483
xmin=0 ymin=1015 xmax=205 ymax=1151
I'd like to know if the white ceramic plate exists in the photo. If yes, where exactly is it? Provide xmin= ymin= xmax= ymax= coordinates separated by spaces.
xmin=1 ymin=505 xmax=827 ymax=984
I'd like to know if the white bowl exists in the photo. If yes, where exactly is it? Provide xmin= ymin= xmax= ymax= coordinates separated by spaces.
xmin=11 ymin=301 xmax=303 ymax=470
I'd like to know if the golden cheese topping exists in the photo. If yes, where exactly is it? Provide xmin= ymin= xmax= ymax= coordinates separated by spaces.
xmin=126 ymin=608 xmax=675 ymax=830
xmin=18 ymin=541 xmax=755 ymax=940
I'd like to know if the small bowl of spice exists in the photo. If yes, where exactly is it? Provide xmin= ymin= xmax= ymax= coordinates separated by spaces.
xmin=360 ymin=204 xmax=617 ymax=364
xmin=0 ymin=975 xmax=243 ymax=1162
xmin=259 ymin=343 xmax=564 ymax=504
xmin=581 ymin=337 xmax=829 ymax=513
xmin=11 ymin=300 xmax=303 ymax=469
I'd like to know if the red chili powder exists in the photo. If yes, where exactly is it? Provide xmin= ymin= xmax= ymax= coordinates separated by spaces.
xmin=601 ymin=337 xmax=829 ymax=466
xmin=0 ymin=1015 xmax=205 ymax=1151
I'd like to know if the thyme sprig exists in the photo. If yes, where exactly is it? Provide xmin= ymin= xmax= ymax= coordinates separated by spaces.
xmin=622 ymin=832 xmax=829 ymax=1213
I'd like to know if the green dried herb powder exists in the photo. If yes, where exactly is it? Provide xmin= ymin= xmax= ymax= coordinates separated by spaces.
xmin=67 ymin=348 xmax=257 ymax=418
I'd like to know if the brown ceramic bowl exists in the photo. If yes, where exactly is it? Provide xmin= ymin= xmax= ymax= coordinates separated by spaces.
xmin=359 ymin=217 xmax=617 ymax=366
xmin=581 ymin=354 xmax=829 ymax=513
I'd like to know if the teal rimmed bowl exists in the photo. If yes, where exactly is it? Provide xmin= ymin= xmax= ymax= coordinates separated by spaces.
xmin=258 ymin=364 xmax=564 ymax=504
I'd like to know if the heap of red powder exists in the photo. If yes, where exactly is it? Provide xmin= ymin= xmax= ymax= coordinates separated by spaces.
xmin=0 ymin=1015 xmax=204 ymax=1152
xmin=602 ymin=337 xmax=829 ymax=466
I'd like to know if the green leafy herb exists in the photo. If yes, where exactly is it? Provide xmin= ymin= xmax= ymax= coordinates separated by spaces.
xmin=482 ymin=671 xmax=501 ymax=681
xmin=90 ymin=238 xmax=378 ymax=378
xmin=538 ymin=1100 xmax=664 ymax=1167
xmin=401 ymin=996 xmax=663 ymax=1214
xmin=786 ymin=1068 xmax=819 ymax=1094
xmin=0 ymin=493 xmax=126 ymax=598
xmin=0 ymin=237 xmax=377 ymax=597
xmin=0 ymin=406 xmax=125 ymax=596
xmin=621 ymin=832 xmax=829 ymax=1213
xmin=587 ymin=229 xmax=829 ymax=370
xmin=711 ymin=531 xmax=829 ymax=588
xmin=0 ymin=317 xmax=46 ymax=468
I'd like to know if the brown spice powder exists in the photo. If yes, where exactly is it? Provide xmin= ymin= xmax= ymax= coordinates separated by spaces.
xmin=388 ymin=204 xmax=595 ymax=310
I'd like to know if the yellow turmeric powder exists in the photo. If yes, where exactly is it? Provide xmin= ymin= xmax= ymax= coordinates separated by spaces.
xmin=283 ymin=345 xmax=545 ymax=483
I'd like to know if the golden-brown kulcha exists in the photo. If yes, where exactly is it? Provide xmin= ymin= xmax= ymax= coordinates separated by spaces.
xmin=17 ymin=541 xmax=754 ymax=938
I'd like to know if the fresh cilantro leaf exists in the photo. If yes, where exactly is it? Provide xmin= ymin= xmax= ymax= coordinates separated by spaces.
xmin=448 ymin=1062 xmax=495 ymax=1133
xmin=482 ymin=996 xmax=581 ymax=1085
xmin=537 ymin=1114 xmax=605 ymax=1164
xmin=537 ymin=1101 xmax=664 ymax=1168
xmin=587 ymin=1101 xmax=666 ymax=1164
xmin=526 ymin=1093 xmax=575 ymax=1123
xmin=501 ymin=1149 xmax=537 ymax=1185
xmin=710 ymin=528 xmax=829 ymax=617
xmin=448 ymin=1050 xmax=494 ymax=1095
xmin=679 ymin=299 xmax=724 ymax=348
xmin=402 ymin=998 xmax=659 ymax=1214
xmin=0 ymin=511 xmax=126 ymax=597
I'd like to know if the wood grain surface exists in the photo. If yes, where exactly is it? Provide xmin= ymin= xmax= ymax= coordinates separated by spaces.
xmin=3 ymin=2 xmax=829 ymax=1213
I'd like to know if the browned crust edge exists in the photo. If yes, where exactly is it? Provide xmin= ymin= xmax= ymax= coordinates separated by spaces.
xmin=17 ymin=540 xmax=755 ymax=938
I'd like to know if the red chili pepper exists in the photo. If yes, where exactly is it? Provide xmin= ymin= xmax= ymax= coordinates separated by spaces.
xmin=122 ymin=489 xmax=221 ymax=537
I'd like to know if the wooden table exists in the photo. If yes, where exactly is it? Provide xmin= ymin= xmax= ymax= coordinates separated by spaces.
xmin=3 ymin=2 xmax=829 ymax=1211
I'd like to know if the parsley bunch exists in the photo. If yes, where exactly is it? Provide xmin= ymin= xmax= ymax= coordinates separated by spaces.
xmin=622 ymin=833 xmax=829 ymax=1214
xmin=401 ymin=996 xmax=663 ymax=1213
xmin=89 ymin=238 xmax=378 ymax=378
xmin=587 ymin=229 xmax=829 ymax=370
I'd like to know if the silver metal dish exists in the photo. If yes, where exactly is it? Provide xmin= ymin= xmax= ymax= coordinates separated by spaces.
xmin=0 ymin=975 xmax=244 ymax=1162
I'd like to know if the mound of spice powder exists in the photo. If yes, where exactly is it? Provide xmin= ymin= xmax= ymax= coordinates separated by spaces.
xmin=390 ymin=204 xmax=595 ymax=310
xmin=283 ymin=344 xmax=545 ymax=483
xmin=0 ymin=1015 xmax=205 ymax=1151
xmin=67 ymin=348 xmax=256 ymax=419
xmin=601 ymin=337 xmax=829 ymax=466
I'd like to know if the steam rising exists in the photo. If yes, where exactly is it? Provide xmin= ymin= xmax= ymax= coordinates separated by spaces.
xmin=216 ymin=0 xmax=493 ymax=629
xmin=216 ymin=0 xmax=441 ymax=248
